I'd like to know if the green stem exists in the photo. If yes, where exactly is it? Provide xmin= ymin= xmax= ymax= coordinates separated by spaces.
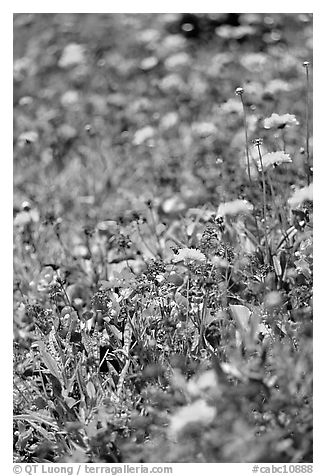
xmin=237 ymin=91 xmax=261 ymax=244
xmin=305 ymin=65 xmax=311 ymax=185
xmin=240 ymin=95 xmax=252 ymax=184
xmin=257 ymin=144 xmax=269 ymax=265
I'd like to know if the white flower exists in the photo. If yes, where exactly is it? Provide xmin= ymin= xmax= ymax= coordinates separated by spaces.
xmin=216 ymin=25 xmax=255 ymax=39
xmin=220 ymin=98 xmax=242 ymax=115
xmin=133 ymin=126 xmax=155 ymax=145
xmin=169 ymin=399 xmax=216 ymax=436
xmin=187 ymin=370 xmax=219 ymax=398
xmin=159 ymin=73 xmax=185 ymax=92
xmin=140 ymin=56 xmax=158 ymax=71
xmin=258 ymin=151 xmax=292 ymax=170
xmin=288 ymin=184 xmax=313 ymax=207
xmin=217 ymin=199 xmax=253 ymax=217
xmin=264 ymin=113 xmax=299 ymax=129
xmin=164 ymin=52 xmax=190 ymax=70
xmin=174 ymin=248 xmax=206 ymax=263
xmin=192 ymin=122 xmax=217 ymax=137
xmin=240 ymin=53 xmax=267 ymax=71
xmin=18 ymin=131 xmax=38 ymax=146
xmin=265 ymin=79 xmax=290 ymax=95
xmin=60 ymin=90 xmax=79 ymax=107
xmin=58 ymin=43 xmax=85 ymax=68
xmin=160 ymin=35 xmax=187 ymax=55
xmin=138 ymin=29 xmax=161 ymax=45
xmin=160 ymin=112 xmax=179 ymax=130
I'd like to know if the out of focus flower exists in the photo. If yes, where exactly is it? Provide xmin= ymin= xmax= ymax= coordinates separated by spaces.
xmin=159 ymin=35 xmax=187 ymax=55
xmin=60 ymin=90 xmax=79 ymax=107
xmin=265 ymin=79 xmax=290 ymax=95
xmin=140 ymin=56 xmax=159 ymax=71
xmin=288 ymin=184 xmax=313 ymax=207
xmin=216 ymin=25 xmax=256 ymax=40
xmin=217 ymin=199 xmax=253 ymax=217
xmin=187 ymin=370 xmax=220 ymax=398
xmin=14 ymin=209 xmax=39 ymax=226
xmin=138 ymin=29 xmax=161 ymax=45
xmin=174 ymin=248 xmax=206 ymax=263
xmin=265 ymin=291 xmax=282 ymax=308
xmin=36 ymin=266 xmax=56 ymax=292
xmin=169 ymin=399 xmax=216 ymax=436
xmin=159 ymin=73 xmax=186 ymax=92
xmin=240 ymin=53 xmax=267 ymax=72
xmin=58 ymin=43 xmax=85 ymax=68
xmin=133 ymin=126 xmax=155 ymax=145
xmin=58 ymin=124 xmax=77 ymax=141
xmin=17 ymin=131 xmax=38 ymax=146
xmin=220 ymin=98 xmax=242 ymax=114
xmin=164 ymin=52 xmax=190 ymax=70
xmin=264 ymin=113 xmax=299 ymax=129
xmin=13 ymin=57 xmax=34 ymax=81
xmin=258 ymin=151 xmax=292 ymax=170
xmin=242 ymin=81 xmax=264 ymax=100
xmin=192 ymin=122 xmax=217 ymax=137
xmin=160 ymin=112 xmax=179 ymax=130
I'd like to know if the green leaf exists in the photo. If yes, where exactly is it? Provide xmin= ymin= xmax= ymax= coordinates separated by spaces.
xmin=86 ymin=381 xmax=96 ymax=400
xmin=37 ymin=341 xmax=63 ymax=385
xmin=229 ymin=305 xmax=251 ymax=332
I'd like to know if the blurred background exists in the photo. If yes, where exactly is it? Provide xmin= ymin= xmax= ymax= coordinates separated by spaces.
xmin=14 ymin=14 xmax=312 ymax=224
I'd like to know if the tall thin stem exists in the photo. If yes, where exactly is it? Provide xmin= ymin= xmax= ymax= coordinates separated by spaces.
xmin=303 ymin=61 xmax=311 ymax=185
xmin=241 ymin=96 xmax=252 ymax=183
xmin=235 ymin=87 xmax=261 ymax=245
xmin=255 ymin=140 xmax=269 ymax=264
xmin=282 ymin=129 xmax=286 ymax=153
xmin=236 ymin=87 xmax=252 ymax=183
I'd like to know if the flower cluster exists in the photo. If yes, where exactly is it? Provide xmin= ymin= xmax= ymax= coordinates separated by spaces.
xmin=174 ymin=248 xmax=206 ymax=264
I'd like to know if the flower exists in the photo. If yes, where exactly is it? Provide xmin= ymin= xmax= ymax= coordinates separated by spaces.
xmin=60 ymin=90 xmax=79 ymax=107
xmin=169 ymin=399 xmax=216 ymax=436
xmin=220 ymin=98 xmax=242 ymax=114
xmin=217 ymin=199 xmax=253 ymax=217
xmin=187 ymin=370 xmax=220 ymax=398
xmin=265 ymin=79 xmax=290 ymax=95
xmin=258 ymin=151 xmax=292 ymax=170
xmin=164 ymin=52 xmax=190 ymax=70
xmin=288 ymin=183 xmax=313 ymax=207
xmin=58 ymin=43 xmax=85 ymax=68
xmin=17 ymin=131 xmax=38 ymax=146
xmin=159 ymin=73 xmax=185 ymax=92
xmin=133 ymin=126 xmax=155 ymax=145
xmin=216 ymin=25 xmax=255 ymax=40
xmin=264 ymin=113 xmax=299 ymax=129
xmin=192 ymin=122 xmax=217 ymax=137
xmin=36 ymin=266 xmax=56 ymax=292
xmin=140 ymin=56 xmax=158 ymax=71
xmin=173 ymin=248 xmax=206 ymax=263
xmin=240 ymin=53 xmax=267 ymax=72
